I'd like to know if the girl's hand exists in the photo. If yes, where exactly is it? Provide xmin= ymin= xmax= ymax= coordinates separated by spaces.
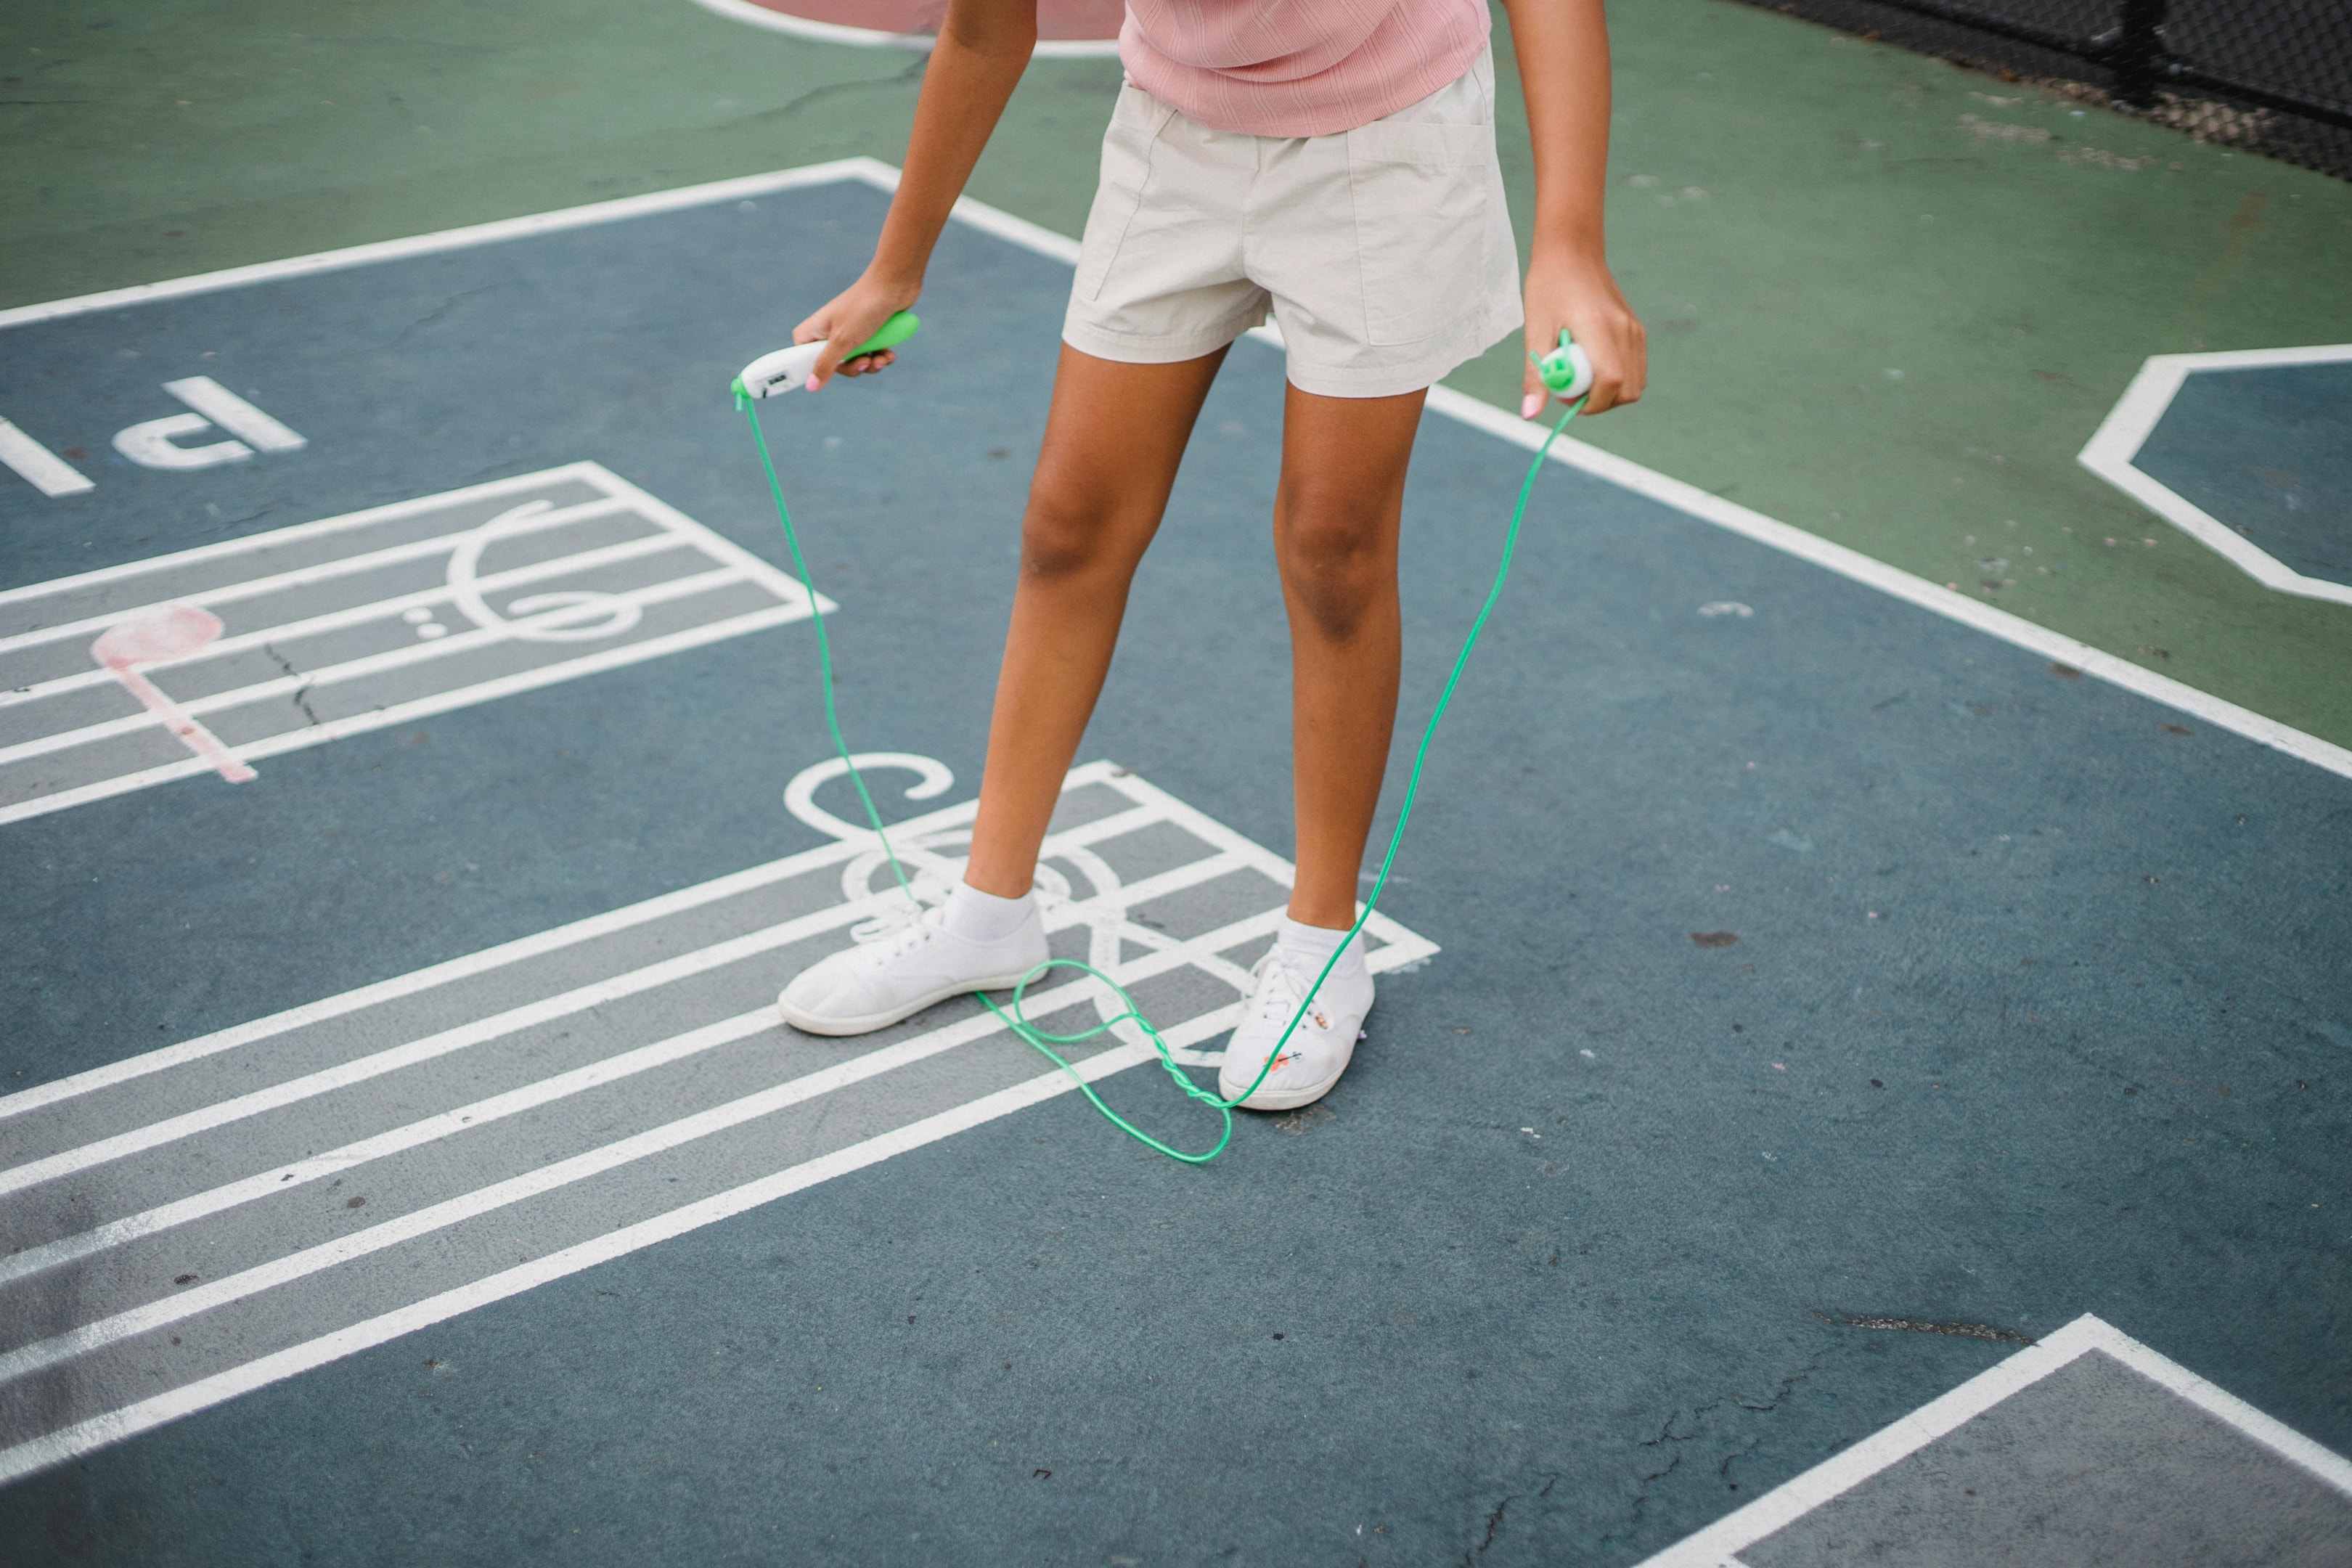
xmin=794 ymin=272 xmax=920 ymax=389
xmin=1519 ymin=251 xmax=1646 ymax=418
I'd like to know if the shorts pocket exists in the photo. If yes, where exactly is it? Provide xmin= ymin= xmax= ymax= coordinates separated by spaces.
xmin=1075 ymin=87 xmax=1175 ymax=303
xmin=1343 ymin=119 xmax=1497 ymax=345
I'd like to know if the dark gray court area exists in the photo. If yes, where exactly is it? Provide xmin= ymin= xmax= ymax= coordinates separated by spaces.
xmin=2 ymin=176 xmax=2348 ymax=1565
xmin=1741 ymin=1346 xmax=2351 ymax=1567
xmin=2135 ymin=360 xmax=2352 ymax=589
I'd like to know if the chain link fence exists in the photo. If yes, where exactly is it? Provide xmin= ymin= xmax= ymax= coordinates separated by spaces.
xmin=1732 ymin=0 xmax=2352 ymax=178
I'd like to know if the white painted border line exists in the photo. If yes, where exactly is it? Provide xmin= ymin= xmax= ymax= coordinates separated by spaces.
xmin=1633 ymin=1313 xmax=2352 ymax=1568
xmin=0 ymin=1026 xmax=1188 ymax=1487
xmin=685 ymin=0 xmax=1121 ymax=58
xmin=1425 ymin=386 xmax=2352 ymax=783
xmin=2076 ymin=343 xmax=2352 ymax=609
xmin=0 ymin=160 xmax=907 ymax=332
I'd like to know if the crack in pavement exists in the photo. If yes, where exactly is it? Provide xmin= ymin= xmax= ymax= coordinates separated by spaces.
xmin=1815 ymin=1310 xmax=2035 ymax=1344
xmin=1610 ymin=1356 xmax=1824 ymax=1546
xmin=261 ymin=642 xmax=321 ymax=727
xmin=740 ymin=57 xmax=928 ymax=126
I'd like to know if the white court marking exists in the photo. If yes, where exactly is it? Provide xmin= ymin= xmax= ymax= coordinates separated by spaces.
xmin=2078 ymin=341 xmax=2352 ymax=609
xmin=0 ymin=756 xmax=1437 ymax=1483
xmin=0 ymin=462 xmax=827 ymax=824
xmin=9 ymin=157 xmax=2332 ymax=781
xmin=1633 ymin=1313 xmax=2352 ymax=1568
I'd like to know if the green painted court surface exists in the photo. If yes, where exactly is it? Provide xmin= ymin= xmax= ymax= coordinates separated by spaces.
xmin=2 ymin=4 xmax=2348 ymax=1564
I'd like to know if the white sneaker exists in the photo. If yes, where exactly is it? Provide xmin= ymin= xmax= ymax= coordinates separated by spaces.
xmin=1217 ymin=944 xmax=1375 ymax=1111
xmin=777 ymin=899 xmax=1049 ymax=1037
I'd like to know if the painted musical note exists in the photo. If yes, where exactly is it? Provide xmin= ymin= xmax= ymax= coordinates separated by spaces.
xmin=89 ymin=604 xmax=258 ymax=784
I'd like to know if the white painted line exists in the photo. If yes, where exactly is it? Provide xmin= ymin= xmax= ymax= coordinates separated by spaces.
xmin=2081 ymin=1318 xmax=2352 ymax=1499
xmin=0 ymin=462 xmax=834 ymax=825
xmin=0 ymin=815 xmax=1234 ymax=1193
xmin=162 ymin=377 xmax=306 ymax=453
xmin=1 ymin=528 xmax=694 ymax=711
xmin=0 ymin=1007 xmax=777 ymax=1289
xmin=0 ymin=600 xmax=815 ymax=828
xmin=685 ymin=0 xmax=1121 ymax=57
xmin=0 ymin=785 xmax=960 ymax=1121
xmin=0 ymin=470 xmax=625 ymax=614
xmin=0 ymin=417 xmax=94 ymax=496
xmin=0 ymin=564 xmax=752 ymax=769
xmin=0 ymin=876 xmax=1306 ymax=1290
xmin=0 ymin=1026 xmax=1184 ymax=1488
xmin=1424 ymin=386 xmax=2352 ymax=783
xmin=1633 ymin=1315 xmax=2113 ymax=1568
xmin=0 ymin=161 xmax=909 ymax=332
xmin=2076 ymin=343 xmax=2352 ymax=608
xmin=0 ymin=963 xmax=1188 ymax=1386
xmin=0 ymin=755 xmax=1437 ymax=1477
xmin=1632 ymin=1313 xmax=2352 ymax=1567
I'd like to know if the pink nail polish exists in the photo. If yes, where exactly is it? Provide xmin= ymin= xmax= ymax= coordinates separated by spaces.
xmin=806 ymin=375 xmax=822 ymax=392
xmin=1521 ymin=393 xmax=1543 ymax=420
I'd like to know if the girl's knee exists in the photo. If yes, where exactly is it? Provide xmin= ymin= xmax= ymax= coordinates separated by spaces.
xmin=1018 ymin=486 xmax=1144 ymax=583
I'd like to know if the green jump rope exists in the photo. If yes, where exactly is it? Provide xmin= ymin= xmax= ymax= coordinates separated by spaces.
xmin=735 ymin=313 xmax=1589 ymax=1164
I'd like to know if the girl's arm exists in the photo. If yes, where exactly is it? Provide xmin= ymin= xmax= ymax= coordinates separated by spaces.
xmin=1499 ymin=0 xmax=1647 ymax=417
xmin=795 ymin=0 xmax=1038 ymax=385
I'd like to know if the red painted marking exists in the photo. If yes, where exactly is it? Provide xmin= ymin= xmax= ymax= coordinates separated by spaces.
xmin=91 ymin=605 xmax=258 ymax=784
xmin=744 ymin=0 xmax=1122 ymax=41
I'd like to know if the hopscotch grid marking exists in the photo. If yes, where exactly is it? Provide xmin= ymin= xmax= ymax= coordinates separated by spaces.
xmin=0 ymin=492 xmax=640 ymax=655
xmin=0 ymin=564 xmax=757 ymax=770
xmin=0 ymin=1008 xmax=778 ymax=1290
xmin=0 ymin=759 xmax=1434 ymax=1478
xmin=0 ymin=1030 xmax=1190 ymax=1489
xmin=0 ymin=887 xmax=1291 ymax=1293
xmin=0 ymin=797 xmax=1212 ymax=1193
xmin=2076 ymin=343 xmax=2352 ymax=610
xmin=0 ymin=527 xmax=701 ymax=711
xmin=0 ymin=962 xmax=1168 ymax=1385
xmin=1 ymin=835 xmax=1355 ymax=1380
xmin=1630 ymin=1313 xmax=2352 ymax=1568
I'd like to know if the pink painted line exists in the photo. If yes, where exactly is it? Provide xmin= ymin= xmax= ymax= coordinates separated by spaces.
xmin=89 ymin=605 xmax=258 ymax=785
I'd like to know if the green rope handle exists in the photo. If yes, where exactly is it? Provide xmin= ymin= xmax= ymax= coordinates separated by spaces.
xmin=739 ymin=383 xmax=1583 ymax=1163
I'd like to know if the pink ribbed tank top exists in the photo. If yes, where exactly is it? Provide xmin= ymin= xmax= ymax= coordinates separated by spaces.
xmin=1119 ymin=0 xmax=1491 ymax=138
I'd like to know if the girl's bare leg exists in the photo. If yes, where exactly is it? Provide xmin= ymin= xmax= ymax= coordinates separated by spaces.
xmin=1274 ymin=383 xmax=1426 ymax=929
xmin=960 ymin=343 xmax=1228 ymax=897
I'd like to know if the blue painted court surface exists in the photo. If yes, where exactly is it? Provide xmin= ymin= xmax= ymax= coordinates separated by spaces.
xmin=2135 ymin=361 xmax=2352 ymax=589
xmin=4 ymin=174 xmax=2350 ymax=1564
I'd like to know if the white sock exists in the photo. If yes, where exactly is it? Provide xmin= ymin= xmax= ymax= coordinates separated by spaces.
xmin=940 ymin=879 xmax=1034 ymax=944
xmin=1277 ymin=915 xmax=1365 ymax=975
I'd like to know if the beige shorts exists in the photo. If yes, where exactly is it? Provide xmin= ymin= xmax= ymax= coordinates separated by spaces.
xmin=1063 ymin=48 xmax=1523 ymax=400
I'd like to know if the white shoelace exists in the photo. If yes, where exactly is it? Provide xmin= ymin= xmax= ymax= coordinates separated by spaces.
xmin=1248 ymin=948 xmax=1332 ymax=1040
xmin=848 ymin=897 xmax=935 ymax=948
